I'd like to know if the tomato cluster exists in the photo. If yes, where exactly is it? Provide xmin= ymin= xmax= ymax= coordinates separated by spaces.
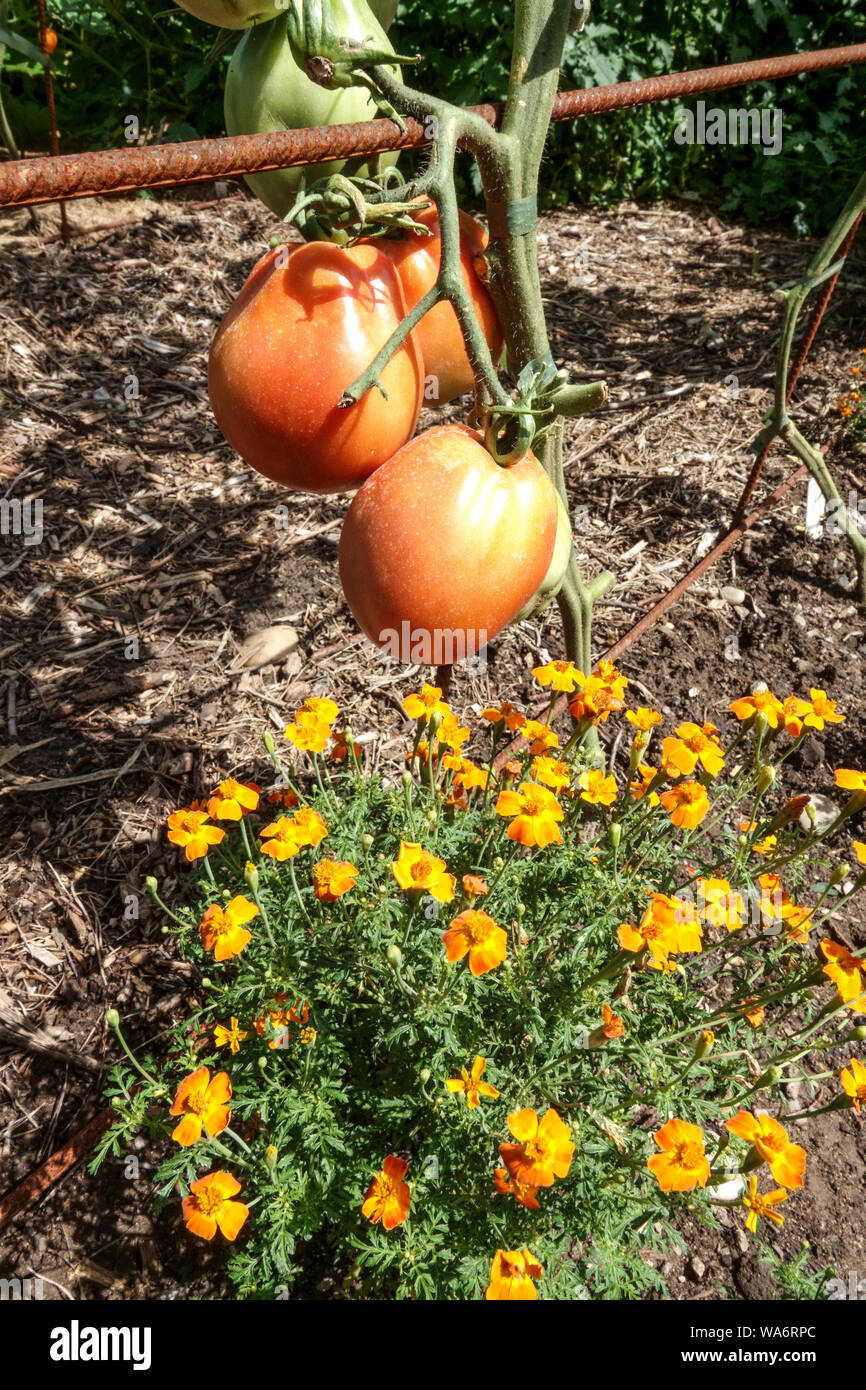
xmin=199 ymin=3 xmax=559 ymax=660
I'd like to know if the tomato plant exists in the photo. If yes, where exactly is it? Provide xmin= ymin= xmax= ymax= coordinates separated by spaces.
xmin=42 ymin=27 xmax=58 ymax=53
xmin=338 ymin=423 xmax=558 ymax=662
xmin=173 ymin=0 xmax=284 ymax=27
xmin=372 ymin=203 xmax=504 ymax=404
xmin=208 ymin=240 xmax=424 ymax=494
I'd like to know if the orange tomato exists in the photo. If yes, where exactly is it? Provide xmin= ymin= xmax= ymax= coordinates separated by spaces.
xmin=372 ymin=205 xmax=503 ymax=405
xmin=339 ymin=423 xmax=558 ymax=663
xmin=43 ymin=28 xmax=58 ymax=53
xmin=208 ymin=241 xmax=424 ymax=494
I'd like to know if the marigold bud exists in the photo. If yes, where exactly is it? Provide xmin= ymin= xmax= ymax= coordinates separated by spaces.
xmin=516 ymin=902 xmax=526 ymax=917
xmin=428 ymin=711 xmax=443 ymax=739
xmin=695 ymin=1029 xmax=714 ymax=1058
xmin=493 ymin=856 xmax=504 ymax=873
xmin=145 ymin=876 xmax=158 ymax=896
xmin=401 ymin=769 xmax=413 ymax=788
xmin=265 ymin=1145 xmax=278 ymax=1168
xmin=201 ymin=977 xmax=212 ymax=989
xmin=753 ymin=712 xmax=769 ymax=740
xmin=258 ymin=1055 xmax=268 ymax=1071
xmin=757 ymin=1065 xmax=783 ymax=1087
xmin=105 ymin=1008 xmax=120 ymax=1029
xmin=829 ymin=863 xmax=850 ymax=886
xmin=262 ymin=730 xmax=275 ymax=755
xmin=360 ymin=833 xmax=374 ymax=849
xmin=608 ymin=821 xmax=622 ymax=849
xmin=419 ymin=1067 xmax=431 ymax=1084
xmin=756 ymin=765 xmax=775 ymax=795
xmin=386 ymin=944 xmax=403 ymax=969
xmin=847 ymin=1025 xmax=866 ymax=1042
xmin=244 ymin=860 xmax=260 ymax=892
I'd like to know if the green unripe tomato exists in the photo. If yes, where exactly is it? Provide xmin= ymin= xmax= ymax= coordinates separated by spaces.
xmin=224 ymin=7 xmax=401 ymax=225
xmin=174 ymin=0 xmax=286 ymax=29
xmin=512 ymin=490 xmax=573 ymax=623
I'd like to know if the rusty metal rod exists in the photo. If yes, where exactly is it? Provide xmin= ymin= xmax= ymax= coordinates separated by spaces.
xmin=2 ymin=43 xmax=866 ymax=208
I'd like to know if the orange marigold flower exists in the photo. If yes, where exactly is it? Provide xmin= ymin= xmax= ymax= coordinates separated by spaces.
xmin=461 ymin=873 xmax=488 ymax=902
xmin=729 ymin=688 xmax=785 ymax=729
xmin=442 ymin=909 xmax=507 ymax=976
xmin=854 ymin=840 xmax=866 ymax=865
xmin=288 ymin=806 xmax=328 ymax=848
xmin=836 ymin=768 xmax=866 ymax=796
xmin=521 ymin=719 xmax=559 ymax=754
xmin=726 ymin=1110 xmax=806 ymax=1188
xmin=182 ymin=1170 xmax=249 ymax=1242
xmin=698 ymin=878 xmax=745 ymax=931
xmin=620 ymin=892 xmax=702 ymax=962
xmin=267 ymin=787 xmax=299 ymax=809
xmin=743 ymin=1175 xmax=787 ymax=1234
xmin=213 ymin=1017 xmax=247 ymax=1055
xmin=630 ymin=763 xmax=660 ymax=805
xmin=259 ymin=816 xmax=302 ymax=860
xmin=532 ymin=659 xmax=584 ymax=692
xmin=445 ymin=1055 xmax=500 ymax=1108
xmin=391 ymin=841 xmax=455 ymax=901
xmin=206 ymin=778 xmax=260 ymax=821
xmin=480 ymin=701 xmax=526 ymax=731
xmin=330 ymin=729 xmax=361 ymax=763
xmin=531 ymin=755 xmax=571 ymax=793
xmin=199 ymin=895 xmax=257 ymax=961
xmin=444 ymin=755 xmax=488 ymax=791
xmin=485 ymin=1248 xmax=543 ymax=1301
xmin=821 ymin=941 xmax=866 ymax=1011
xmin=495 ymin=781 xmax=564 ymax=847
xmin=402 ymin=684 xmax=450 ymax=723
xmin=626 ymin=707 xmax=663 ymax=733
xmin=804 ymin=689 xmax=845 ymax=730
xmin=361 ymin=1154 xmax=410 ymax=1230
xmin=437 ymin=712 xmax=470 ymax=752
xmin=737 ymin=997 xmax=765 ymax=1028
xmin=166 ymin=808 xmax=225 ymax=862
xmin=568 ymin=675 xmax=626 ymax=725
xmin=588 ymin=1002 xmax=625 ymax=1048
xmin=284 ymin=711 xmax=331 ymax=753
xmin=781 ymin=695 xmax=811 ymax=738
xmin=312 ymin=859 xmax=358 ymax=902
xmin=499 ymin=1107 xmax=574 ymax=1188
xmin=673 ymin=721 xmax=725 ymax=776
xmin=660 ymin=780 xmax=710 ymax=829
xmin=647 ymin=1118 xmax=710 ymax=1192
xmin=578 ymin=768 xmax=617 ymax=806
xmin=660 ymin=736 xmax=698 ymax=779
xmin=170 ymin=1066 xmax=231 ymax=1147
xmin=841 ymin=1057 xmax=866 ymax=1112
xmin=494 ymin=1168 xmax=541 ymax=1210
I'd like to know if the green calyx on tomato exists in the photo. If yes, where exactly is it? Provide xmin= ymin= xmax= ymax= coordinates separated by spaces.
xmin=339 ymin=424 xmax=559 ymax=664
xmin=224 ymin=4 xmax=401 ymax=227
xmin=208 ymin=239 xmax=423 ymax=495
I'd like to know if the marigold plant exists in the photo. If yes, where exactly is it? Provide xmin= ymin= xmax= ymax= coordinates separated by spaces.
xmin=94 ymin=668 xmax=866 ymax=1300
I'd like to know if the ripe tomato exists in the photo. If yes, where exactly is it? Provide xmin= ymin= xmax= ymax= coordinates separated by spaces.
xmin=372 ymin=204 xmax=503 ymax=404
xmin=339 ymin=424 xmax=558 ymax=663
xmin=224 ymin=7 xmax=400 ymax=220
xmin=208 ymin=241 xmax=424 ymax=494
xmin=43 ymin=28 xmax=58 ymax=53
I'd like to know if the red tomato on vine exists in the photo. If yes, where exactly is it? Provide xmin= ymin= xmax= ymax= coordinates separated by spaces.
xmin=43 ymin=28 xmax=58 ymax=53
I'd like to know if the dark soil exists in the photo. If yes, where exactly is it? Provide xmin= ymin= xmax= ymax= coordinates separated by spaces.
xmin=0 ymin=187 xmax=864 ymax=1300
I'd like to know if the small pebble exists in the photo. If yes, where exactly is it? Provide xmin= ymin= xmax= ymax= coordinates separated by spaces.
xmin=721 ymin=585 xmax=747 ymax=605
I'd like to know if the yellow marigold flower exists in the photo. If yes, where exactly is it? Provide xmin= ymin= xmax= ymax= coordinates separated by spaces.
xmin=169 ymin=1067 xmax=231 ymax=1148
xmin=300 ymin=695 xmax=339 ymax=725
xmin=182 ymin=1170 xmax=249 ymax=1242
xmin=750 ymin=831 xmax=778 ymax=857
xmin=530 ymin=755 xmax=570 ymax=793
xmin=660 ymin=780 xmax=710 ymax=829
xmin=437 ymin=712 xmax=470 ymax=752
xmin=804 ymin=689 xmax=845 ymax=730
xmin=781 ymin=694 xmax=811 ymax=737
xmin=402 ymin=684 xmax=450 ymax=723
xmin=647 ymin=1118 xmax=710 ymax=1192
xmin=485 ymin=1249 xmax=543 ymax=1301
xmin=493 ymin=1168 xmax=541 ymax=1210
xmin=285 ymin=711 xmax=330 ymax=753
xmin=821 ymin=941 xmax=866 ymax=1011
xmin=729 ymin=687 xmax=786 ymax=729
xmin=259 ymin=817 xmax=302 ymax=861
xmin=199 ymin=895 xmax=257 ymax=961
xmin=288 ymin=806 xmax=328 ymax=848
xmin=674 ymin=721 xmax=725 ymax=776
xmin=619 ymin=891 xmax=701 ymax=963
xmin=578 ymin=768 xmax=617 ymax=806
xmin=726 ymin=1111 xmax=806 ymax=1188
xmin=442 ymin=909 xmax=507 ymax=976
xmin=660 ymin=736 xmax=698 ymax=779
xmin=568 ymin=675 xmax=625 ymax=725
xmin=521 ymin=719 xmax=559 ymax=754
xmin=391 ymin=841 xmax=455 ymax=901
xmin=312 ymin=859 xmax=358 ymax=902
xmin=480 ymin=701 xmax=526 ymax=731
xmin=840 ymin=1057 xmax=866 ymax=1112
xmin=166 ymin=808 xmax=225 ymax=862
xmin=743 ymin=1175 xmax=787 ymax=1234
xmin=445 ymin=1055 xmax=500 ymax=1108
xmin=854 ymin=840 xmax=866 ymax=865
xmin=532 ymin=658 xmax=584 ymax=692
xmin=300 ymin=1026 xmax=316 ymax=1045
xmin=836 ymin=768 xmax=866 ymax=795
xmin=630 ymin=763 xmax=660 ymax=805
xmin=626 ymin=707 xmax=663 ymax=732
xmin=361 ymin=1155 xmax=410 ymax=1230
xmin=213 ymin=1017 xmax=247 ymax=1055
xmin=781 ymin=903 xmax=814 ymax=944
xmin=698 ymin=878 xmax=745 ymax=931
xmin=206 ymin=778 xmax=260 ymax=821
xmin=495 ymin=781 xmax=564 ymax=847
xmin=443 ymin=755 xmax=488 ymax=791
xmin=499 ymin=1107 xmax=574 ymax=1188
xmin=587 ymin=1002 xmax=625 ymax=1048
